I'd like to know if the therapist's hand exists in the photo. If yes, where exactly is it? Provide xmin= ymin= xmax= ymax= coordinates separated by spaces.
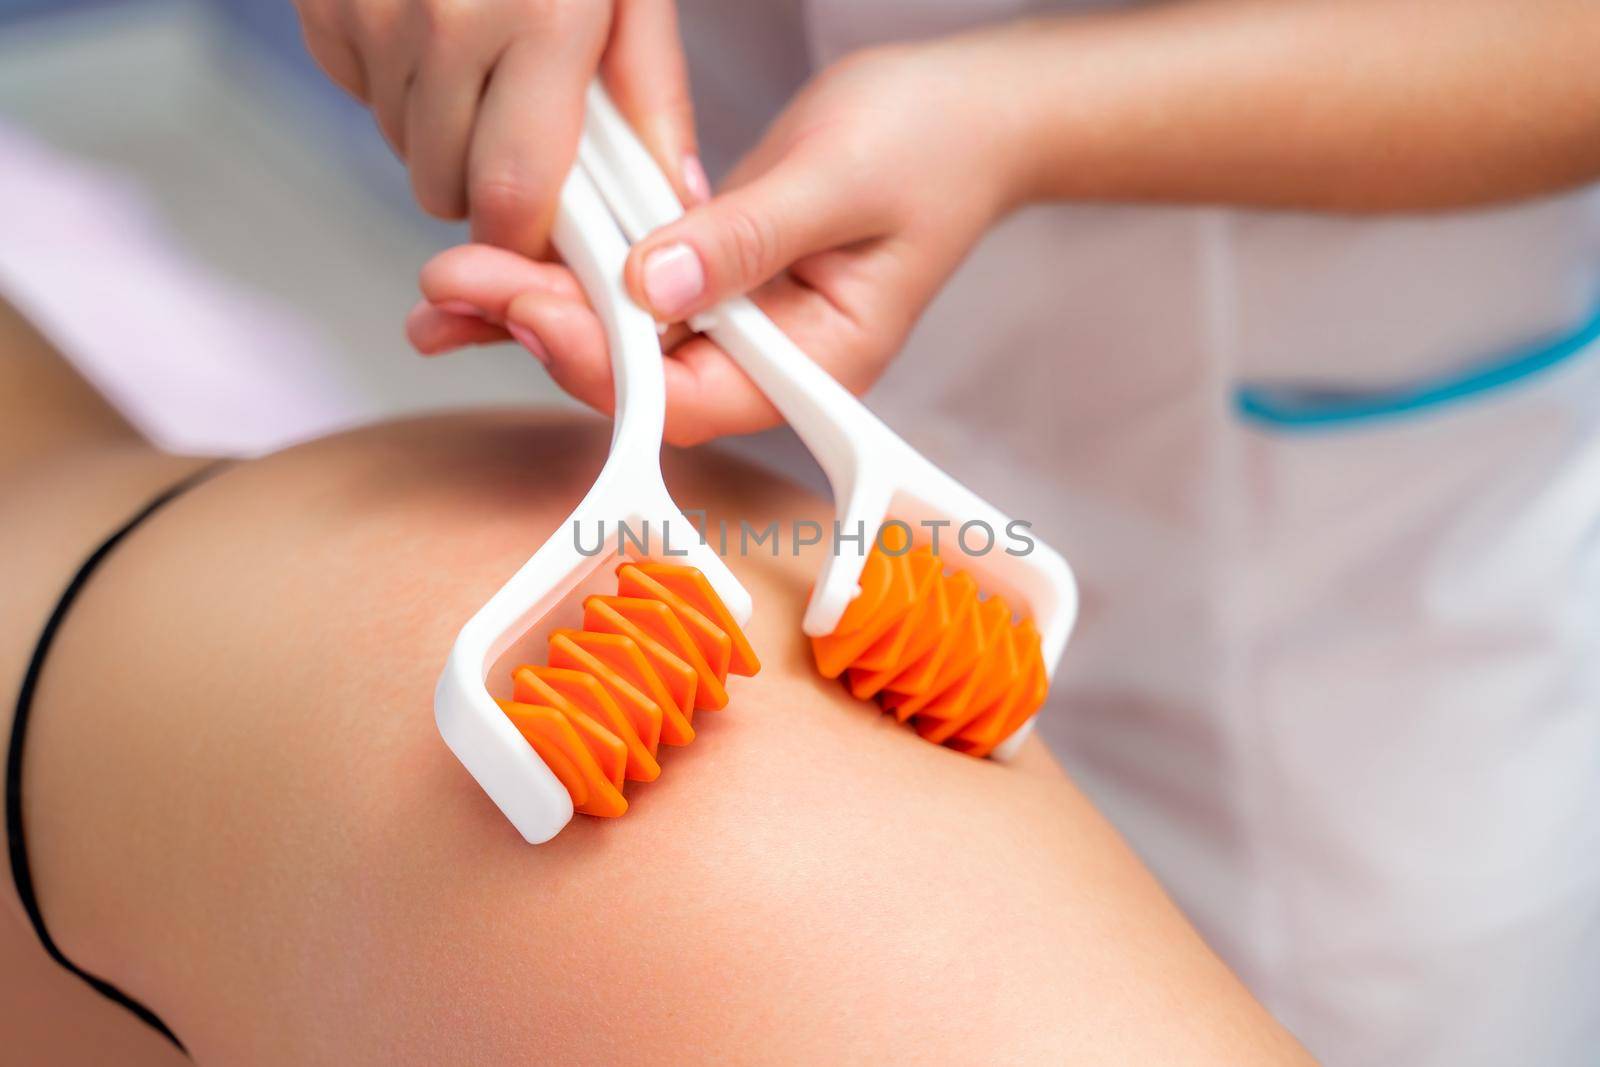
xmin=293 ymin=0 xmax=708 ymax=253
xmin=407 ymin=39 xmax=1032 ymax=444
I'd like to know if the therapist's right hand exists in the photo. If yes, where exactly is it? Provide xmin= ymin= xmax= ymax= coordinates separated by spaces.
xmin=407 ymin=37 xmax=1034 ymax=445
xmin=292 ymin=0 xmax=709 ymax=253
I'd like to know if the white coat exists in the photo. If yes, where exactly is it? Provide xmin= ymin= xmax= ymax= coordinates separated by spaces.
xmin=680 ymin=2 xmax=1600 ymax=1063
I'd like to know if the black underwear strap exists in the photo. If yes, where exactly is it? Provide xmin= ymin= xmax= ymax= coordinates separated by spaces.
xmin=6 ymin=463 xmax=223 ymax=1055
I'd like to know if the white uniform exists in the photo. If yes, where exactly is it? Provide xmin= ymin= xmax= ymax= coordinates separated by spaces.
xmin=681 ymin=1 xmax=1600 ymax=1063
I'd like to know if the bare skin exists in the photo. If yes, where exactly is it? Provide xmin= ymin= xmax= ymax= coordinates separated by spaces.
xmin=293 ymin=0 xmax=706 ymax=246
xmin=0 ymin=304 xmax=1312 ymax=1063
xmin=407 ymin=0 xmax=1600 ymax=443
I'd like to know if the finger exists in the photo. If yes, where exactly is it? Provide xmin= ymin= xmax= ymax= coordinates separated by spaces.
xmin=356 ymin=6 xmax=418 ymax=156
xmin=379 ymin=70 xmax=418 ymax=158
xmin=418 ymin=244 xmax=586 ymax=318
xmin=405 ymin=20 xmax=501 ymax=220
xmin=601 ymin=0 xmax=706 ymax=204
xmin=659 ymin=335 xmax=779 ymax=446
xmin=623 ymin=146 xmax=888 ymax=322
xmin=299 ymin=20 xmax=369 ymax=101
xmin=406 ymin=301 xmax=510 ymax=355
xmin=468 ymin=24 xmax=606 ymax=255
xmin=659 ymin=321 xmax=696 ymax=351
xmin=505 ymin=289 xmax=613 ymax=412
xmin=656 ymin=269 xmax=887 ymax=446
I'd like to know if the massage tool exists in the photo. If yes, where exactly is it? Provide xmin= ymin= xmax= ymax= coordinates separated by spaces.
xmin=435 ymin=87 xmax=1078 ymax=843
xmin=434 ymin=165 xmax=758 ymax=844
xmin=578 ymin=85 xmax=1078 ymax=757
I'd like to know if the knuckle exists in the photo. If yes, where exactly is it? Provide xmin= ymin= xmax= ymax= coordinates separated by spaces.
xmin=535 ymin=0 xmax=586 ymax=26
xmin=504 ymin=0 xmax=579 ymax=31
xmin=417 ymin=0 xmax=480 ymax=60
xmin=469 ymin=175 xmax=542 ymax=233
xmin=414 ymin=174 xmax=467 ymax=221
xmin=718 ymin=202 xmax=780 ymax=286
xmin=352 ymin=0 xmax=402 ymax=41
xmin=830 ymin=128 xmax=878 ymax=186
xmin=418 ymin=0 xmax=470 ymax=33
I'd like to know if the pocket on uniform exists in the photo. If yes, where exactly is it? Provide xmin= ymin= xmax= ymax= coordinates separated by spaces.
xmin=1234 ymin=302 xmax=1600 ymax=432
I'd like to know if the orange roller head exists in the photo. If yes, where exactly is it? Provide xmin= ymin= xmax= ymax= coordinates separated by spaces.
xmin=847 ymin=561 xmax=953 ymax=701
xmin=809 ymin=528 xmax=1047 ymax=759
xmin=552 ymin=629 xmax=694 ymax=746
xmin=914 ymin=597 xmax=1017 ymax=743
xmin=852 ymin=549 xmax=942 ymax=672
xmin=507 ymin=669 xmax=628 ymax=790
xmin=883 ymin=571 xmax=978 ymax=699
xmin=562 ymin=710 xmax=629 ymax=791
xmin=496 ymin=700 xmax=628 ymax=818
xmin=1002 ymin=626 xmax=1050 ymax=738
xmin=810 ymin=548 xmax=919 ymax=679
xmin=583 ymin=596 xmax=711 ymax=713
xmin=514 ymin=665 xmax=660 ymax=783
xmin=621 ymin=562 xmax=760 ymax=677
xmin=830 ymin=549 xmax=893 ymax=637
xmin=617 ymin=593 xmax=729 ymax=709
xmin=950 ymin=620 xmax=1041 ymax=758
xmin=549 ymin=630 xmax=675 ymax=748
xmin=616 ymin=564 xmax=733 ymax=680
xmin=496 ymin=563 xmax=759 ymax=823
xmin=889 ymin=588 xmax=990 ymax=721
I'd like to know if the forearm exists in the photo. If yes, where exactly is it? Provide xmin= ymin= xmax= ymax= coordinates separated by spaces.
xmin=950 ymin=0 xmax=1600 ymax=213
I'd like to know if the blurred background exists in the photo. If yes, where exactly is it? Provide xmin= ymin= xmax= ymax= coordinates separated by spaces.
xmin=0 ymin=0 xmax=570 ymax=453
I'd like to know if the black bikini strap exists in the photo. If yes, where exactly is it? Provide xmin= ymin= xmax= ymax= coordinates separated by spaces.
xmin=7 ymin=463 xmax=223 ymax=1055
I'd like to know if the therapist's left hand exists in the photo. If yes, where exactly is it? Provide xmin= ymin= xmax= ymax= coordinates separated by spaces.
xmin=408 ymin=36 xmax=1032 ymax=445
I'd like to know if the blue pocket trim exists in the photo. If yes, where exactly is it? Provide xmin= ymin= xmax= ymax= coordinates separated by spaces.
xmin=1235 ymin=301 xmax=1600 ymax=431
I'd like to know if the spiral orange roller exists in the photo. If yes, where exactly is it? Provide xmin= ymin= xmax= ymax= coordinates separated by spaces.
xmin=813 ymin=526 xmax=1047 ymax=759
xmin=434 ymin=164 xmax=756 ymax=843
xmin=443 ymin=86 xmax=1075 ymax=846
xmin=575 ymin=81 xmax=1077 ymax=761
xmin=493 ymin=562 xmax=759 ymax=821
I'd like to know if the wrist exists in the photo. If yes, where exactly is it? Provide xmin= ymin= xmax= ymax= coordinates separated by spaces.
xmin=922 ymin=16 xmax=1120 ymax=212
xmin=852 ymin=35 xmax=1037 ymax=227
xmin=917 ymin=25 xmax=1064 ymax=218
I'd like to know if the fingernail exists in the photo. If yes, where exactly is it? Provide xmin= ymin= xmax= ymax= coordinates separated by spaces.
xmin=436 ymin=299 xmax=485 ymax=319
xmin=642 ymin=242 xmax=705 ymax=318
xmin=682 ymin=155 xmax=711 ymax=204
xmin=506 ymin=321 xmax=551 ymax=366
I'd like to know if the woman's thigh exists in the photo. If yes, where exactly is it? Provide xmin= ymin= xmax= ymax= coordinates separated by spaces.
xmin=18 ymin=413 xmax=1306 ymax=1064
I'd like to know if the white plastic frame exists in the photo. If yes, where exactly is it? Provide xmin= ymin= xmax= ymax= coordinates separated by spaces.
xmin=579 ymin=84 xmax=1078 ymax=756
xmin=433 ymin=166 xmax=752 ymax=844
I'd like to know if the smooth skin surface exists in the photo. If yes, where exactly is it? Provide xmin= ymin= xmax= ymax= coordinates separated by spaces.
xmin=0 ymin=304 xmax=1313 ymax=1064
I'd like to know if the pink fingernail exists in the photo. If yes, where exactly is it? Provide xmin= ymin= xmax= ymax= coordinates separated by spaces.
xmin=682 ymin=155 xmax=711 ymax=205
xmin=436 ymin=299 xmax=485 ymax=319
xmin=506 ymin=321 xmax=551 ymax=366
xmin=642 ymin=242 xmax=705 ymax=318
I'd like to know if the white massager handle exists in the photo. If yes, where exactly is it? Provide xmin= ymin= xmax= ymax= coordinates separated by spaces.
xmin=578 ymin=84 xmax=1077 ymax=693
xmin=434 ymin=165 xmax=750 ymax=843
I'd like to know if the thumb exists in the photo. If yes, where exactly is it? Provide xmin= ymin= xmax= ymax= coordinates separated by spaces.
xmin=623 ymin=149 xmax=884 ymax=322
xmin=602 ymin=0 xmax=706 ymax=205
